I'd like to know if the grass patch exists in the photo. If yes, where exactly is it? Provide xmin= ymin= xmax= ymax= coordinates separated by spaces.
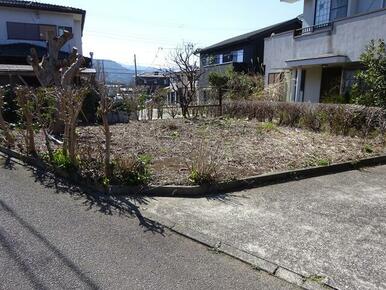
xmin=257 ymin=122 xmax=278 ymax=134
xmin=363 ymin=144 xmax=374 ymax=154
xmin=112 ymin=154 xmax=152 ymax=186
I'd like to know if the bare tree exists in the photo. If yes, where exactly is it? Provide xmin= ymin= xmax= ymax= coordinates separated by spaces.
xmin=33 ymin=87 xmax=57 ymax=162
xmin=28 ymin=30 xmax=84 ymax=88
xmin=95 ymin=61 xmax=113 ymax=178
xmin=28 ymin=30 xmax=85 ymax=135
xmin=97 ymin=85 xmax=113 ymax=178
xmin=167 ymin=42 xmax=202 ymax=118
xmin=56 ymin=87 xmax=88 ymax=164
xmin=0 ymin=87 xmax=15 ymax=147
xmin=14 ymin=87 xmax=36 ymax=155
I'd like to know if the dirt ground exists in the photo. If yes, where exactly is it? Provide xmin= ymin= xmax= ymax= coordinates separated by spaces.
xmin=71 ymin=118 xmax=385 ymax=185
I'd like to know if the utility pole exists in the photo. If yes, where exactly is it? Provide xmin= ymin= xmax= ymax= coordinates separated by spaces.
xmin=134 ymin=54 xmax=138 ymax=87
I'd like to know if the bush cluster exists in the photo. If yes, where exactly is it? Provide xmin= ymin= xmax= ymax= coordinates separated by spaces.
xmin=112 ymin=154 xmax=152 ymax=186
xmin=222 ymin=101 xmax=386 ymax=136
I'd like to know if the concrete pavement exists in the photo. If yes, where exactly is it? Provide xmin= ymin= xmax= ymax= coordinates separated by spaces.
xmin=0 ymin=155 xmax=300 ymax=290
xmin=141 ymin=166 xmax=386 ymax=290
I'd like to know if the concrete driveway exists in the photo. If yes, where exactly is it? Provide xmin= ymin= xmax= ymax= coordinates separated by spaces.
xmin=141 ymin=166 xmax=386 ymax=290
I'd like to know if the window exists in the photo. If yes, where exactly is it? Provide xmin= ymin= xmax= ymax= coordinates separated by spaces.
xmin=223 ymin=50 xmax=244 ymax=63
xmin=201 ymin=55 xmax=209 ymax=66
xmin=315 ymin=0 xmax=348 ymax=25
xmin=39 ymin=25 xmax=57 ymax=40
xmin=7 ymin=22 xmax=39 ymax=40
xmin=233 ymin=50 xmax=244 ymax=63
xmin=330 ymin=0 xmax=348 ymax=21
xmin=315 ymin=0 xmax=331 ymax=25
xmin=223 ymin=52 xmax=233 ymax=63
xmin=58 ymin=26 xmax=73 ymax=36
xmin=7 ymin=22 xmax=57 ymax=41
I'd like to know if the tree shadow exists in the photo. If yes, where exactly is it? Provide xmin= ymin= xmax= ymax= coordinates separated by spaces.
xmin=1 ymin=155 xmax=15 ymax=170
xmin=205 ymin=192 xmax=250 ymax=206
xmin=0 ymin=200 xmax=100 ymax=290
xmin=28 ymin=165 xmax=164 ymax=236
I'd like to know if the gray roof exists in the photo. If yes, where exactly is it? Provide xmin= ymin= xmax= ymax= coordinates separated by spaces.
xmin=0 ymin=0 xmax=86 ymax=30
xmin=0 ymin=64 xmax=95 ymax=74
xmin=200 ymin=17 xmax=301 ymax=53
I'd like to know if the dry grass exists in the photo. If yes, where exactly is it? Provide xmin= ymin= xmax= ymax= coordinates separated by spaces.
xmin=70 ymin=118 xmax=385 ymax=185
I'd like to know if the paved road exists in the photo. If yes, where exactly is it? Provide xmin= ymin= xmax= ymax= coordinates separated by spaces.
xmin=142 ymin=165 xmax=386 ymax=290
xmin=0 ymin=155 xmax=299 ymax=290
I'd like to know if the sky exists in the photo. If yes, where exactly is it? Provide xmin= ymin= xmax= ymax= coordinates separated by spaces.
xmin=42 ymin=0 xmax=303 ymax=67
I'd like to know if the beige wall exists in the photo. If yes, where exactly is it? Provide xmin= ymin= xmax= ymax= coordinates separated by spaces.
xmin=264 ymin=8 xmax=386 ymax=79
xmin=304 ymin=67 xmax=322 ymax=102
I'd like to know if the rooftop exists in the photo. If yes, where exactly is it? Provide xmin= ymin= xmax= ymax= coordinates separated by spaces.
xmin=199 ymin=17 xmax=302 ymax=53
xmin=0 ymin=0 xmax=86 ymax=30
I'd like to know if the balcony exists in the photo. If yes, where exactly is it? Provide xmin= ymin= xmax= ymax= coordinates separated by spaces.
xmin=293 ymin=22 xmax=333 ymax=37
xmin=264 ymin=8 xmax=386 ymax=70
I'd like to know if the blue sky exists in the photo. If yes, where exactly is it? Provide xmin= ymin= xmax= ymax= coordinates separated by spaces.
xmin=43 ymin=0 xmax=303 ymax=67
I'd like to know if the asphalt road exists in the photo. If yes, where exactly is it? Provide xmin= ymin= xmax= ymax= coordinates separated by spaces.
xmin=0 ymin=155 xmax=299 ymax=290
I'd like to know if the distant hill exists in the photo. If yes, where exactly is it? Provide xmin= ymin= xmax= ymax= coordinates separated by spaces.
xmin=93 ymin=59 xmax=158 ymax=85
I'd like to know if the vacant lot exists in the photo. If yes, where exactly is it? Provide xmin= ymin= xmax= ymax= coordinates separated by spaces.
xmin=71 ymin=118 xmax=385 ymax=185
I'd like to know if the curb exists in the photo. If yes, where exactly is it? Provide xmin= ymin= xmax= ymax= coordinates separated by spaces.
xmin=0 ymin=147 xmax=342 ymax=289
xmin=142 ymin=210 xmax=337 ymax=290
xmin=1 ymin=146 xmax=386 ymax=197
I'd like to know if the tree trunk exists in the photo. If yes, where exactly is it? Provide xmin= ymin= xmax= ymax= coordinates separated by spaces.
xmin=102 ymin=113 xmax=111 ymax=178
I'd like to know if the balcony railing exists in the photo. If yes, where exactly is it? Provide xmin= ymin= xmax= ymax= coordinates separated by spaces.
xmin=294 ymin=22 xmax=333 ymax=37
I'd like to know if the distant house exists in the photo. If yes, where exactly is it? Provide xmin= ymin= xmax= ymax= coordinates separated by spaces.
xmin=167 ymin=70 xmax=200 ymax=106
xmin=0 ymin=0 xmax=93 ymax=85
xmin=136 ymin=71 xmax=170 ymax=94
xmin=198 ymin=17 xmax=302 ymax=100
xmin=264 ymin=0 xmax=386 ymax=103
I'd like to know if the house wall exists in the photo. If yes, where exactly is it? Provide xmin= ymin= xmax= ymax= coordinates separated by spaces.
xmin=0 ymin=7 xmax=83 ymax=53
xmin=199 ymin=20 xmax=302 ymax=90
xmin=303 ymin=67 xmax=322 ymax=102
xmin=264 ymin=8 xmax=386 ymax=80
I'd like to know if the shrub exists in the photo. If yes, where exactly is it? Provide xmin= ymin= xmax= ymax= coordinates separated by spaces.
xmin=1 ymin=85 xmax=20 ymax=124
xmin=222 ymin=100 xmax=386 ymax=137
xmin=226 ymin=70 xmax=264 ymax=100
xmin=187 ymin=145 xmax=218 ymax=185
xmin=363 ymin=144 xmax=374 ymax=154
xmin=352 ymin=39 xmax=386 ymax=109
xmin=49 ymin=149 xmax=74 ymax=170
xmin=112 ymin=154 xmax=151 ymax=186
xmin=80 ymin=88 xmax=100 ymax=124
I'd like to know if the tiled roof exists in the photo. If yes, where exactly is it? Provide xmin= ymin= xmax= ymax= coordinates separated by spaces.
xmin=0 ymin=0 xmax=86 ymax=30
xmin=0 ymin=0 xmax=85 ymax=14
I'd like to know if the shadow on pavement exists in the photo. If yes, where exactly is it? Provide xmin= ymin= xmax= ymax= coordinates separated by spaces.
xmin=2 ymin=157 xmax=165 ymax=236
xmin=206 ymin=193 xmax=249 ymax=205
xmin=0 ymin=200 xmax=100 ymax=290
xmin=1 ymin=155 xmax=15 ymax=170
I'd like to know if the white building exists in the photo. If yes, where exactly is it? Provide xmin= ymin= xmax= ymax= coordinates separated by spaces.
xmin=264 ymin=0 xmax=386 ymax=103
xmin=0 ymin=0 xmax=89 ymax=85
